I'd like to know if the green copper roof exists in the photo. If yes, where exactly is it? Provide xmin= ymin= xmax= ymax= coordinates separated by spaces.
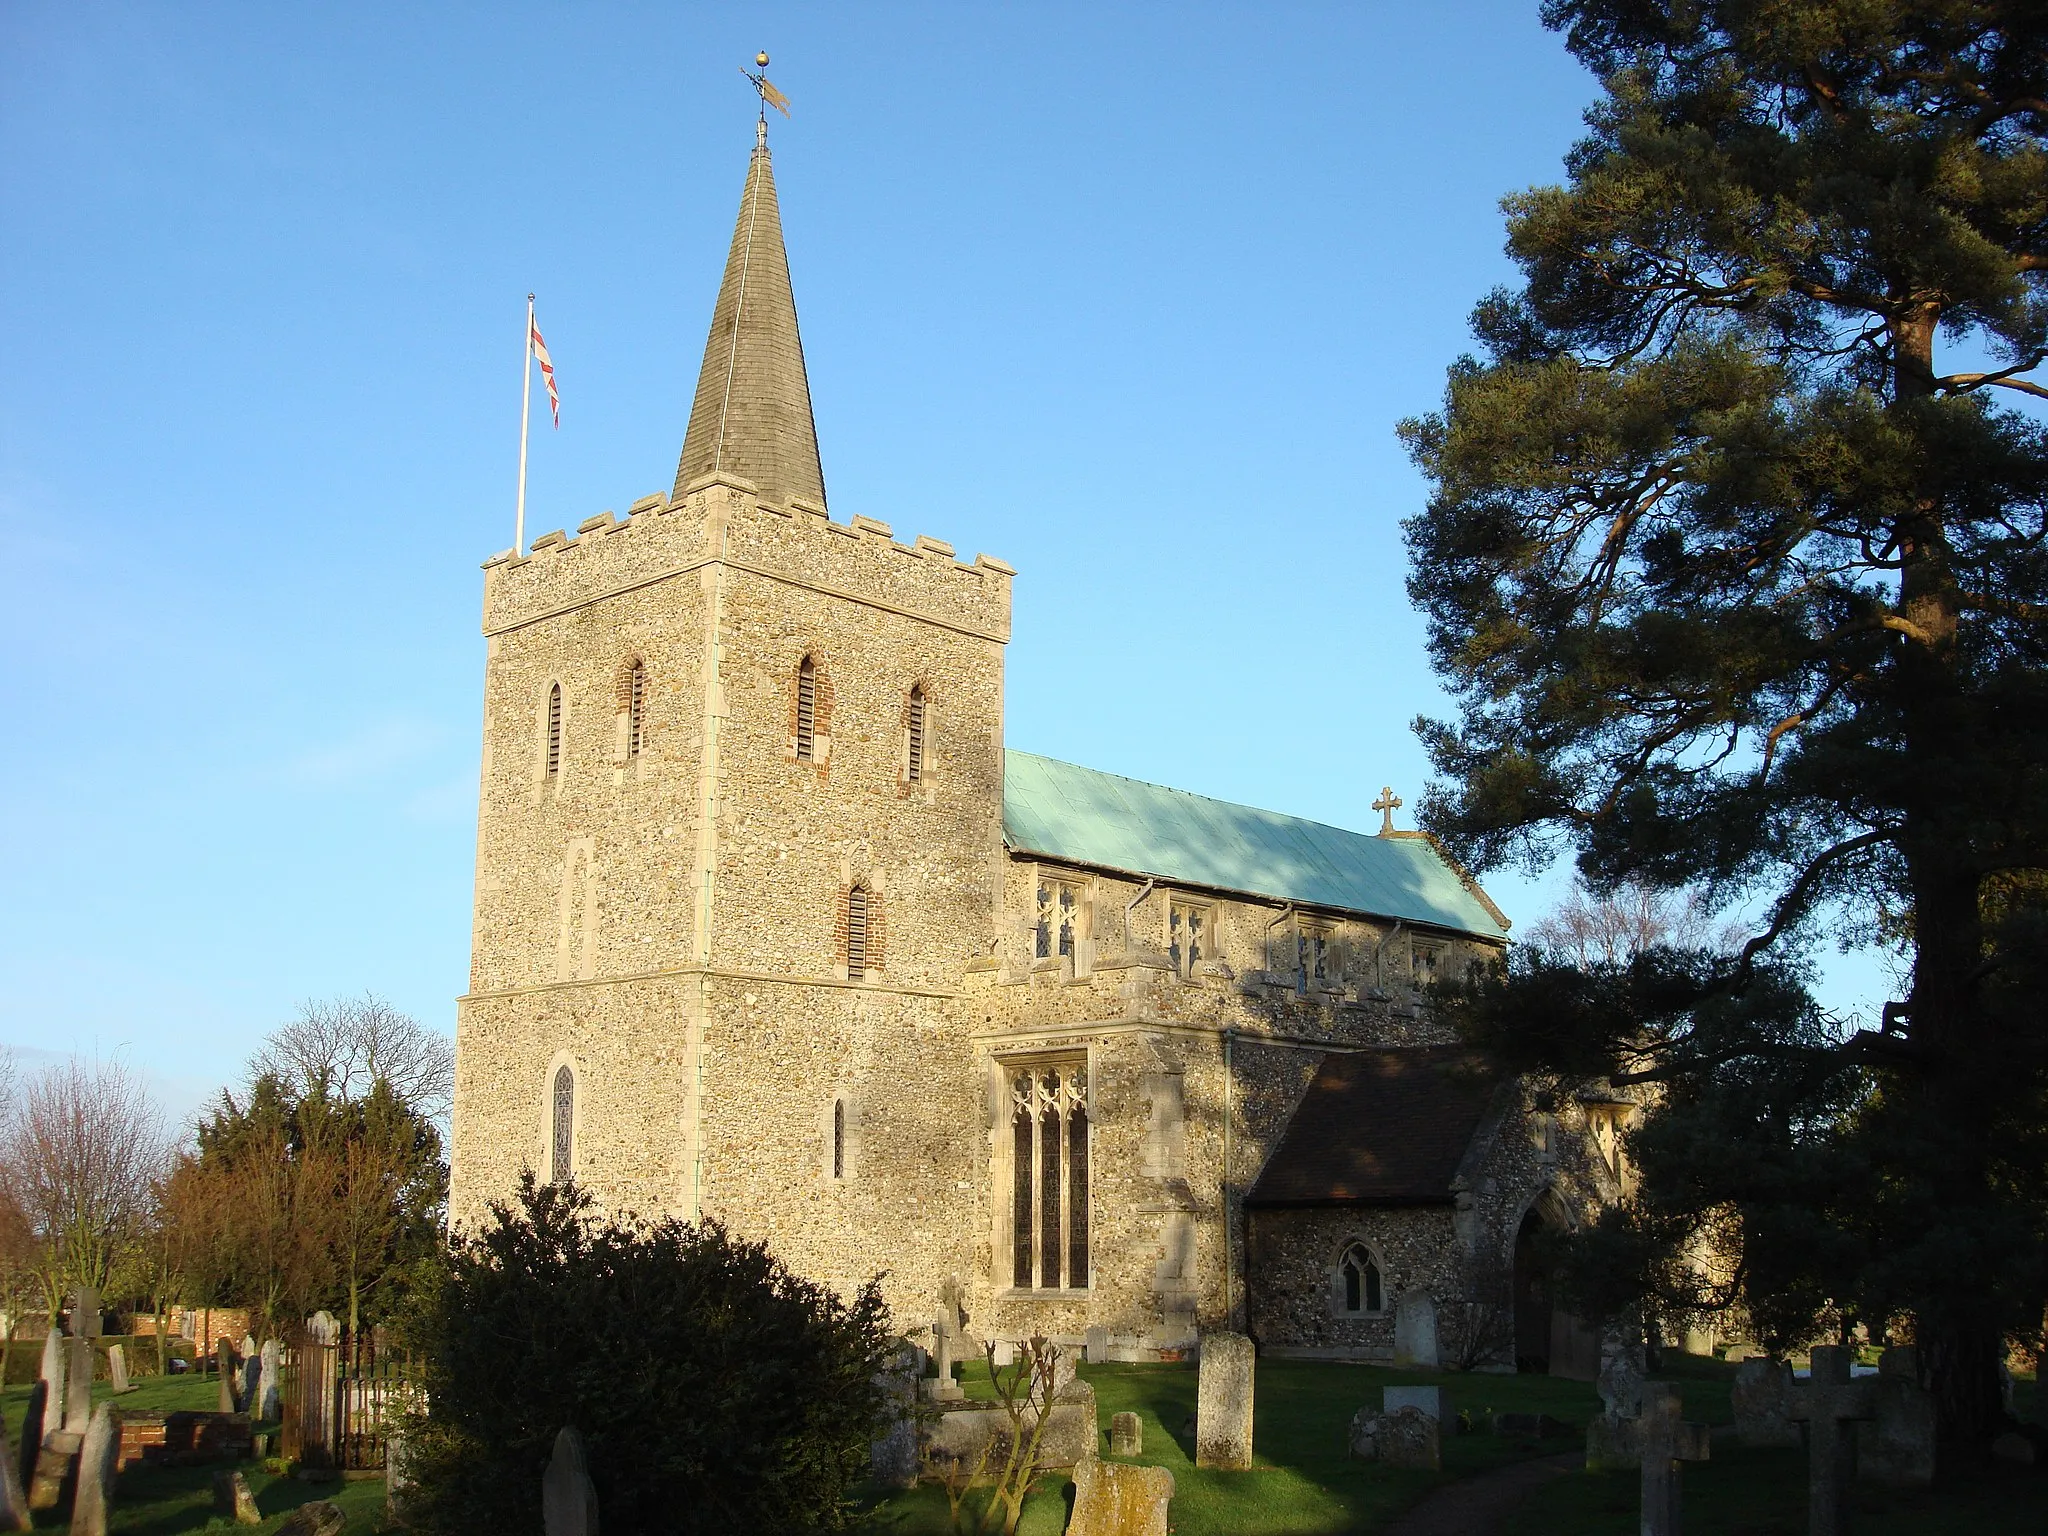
xmin=1002 ymin=752 xmax=1508 ymax=940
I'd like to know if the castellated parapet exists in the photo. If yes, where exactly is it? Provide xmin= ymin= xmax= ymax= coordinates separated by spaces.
xmin=482 ymin=473 xmax=1014 ymax=645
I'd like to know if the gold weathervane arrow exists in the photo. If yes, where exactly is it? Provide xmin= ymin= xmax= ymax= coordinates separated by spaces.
xmin=743 ymin=51 xmax=791 ymax=119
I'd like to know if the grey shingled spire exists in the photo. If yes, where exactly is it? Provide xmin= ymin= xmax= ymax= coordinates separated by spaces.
xmin=673 ymin=125 xmax=827 ymax=511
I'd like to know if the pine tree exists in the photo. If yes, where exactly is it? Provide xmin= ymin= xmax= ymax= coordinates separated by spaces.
xmin=1402 ymin=0 xmax=2047 ymax=1449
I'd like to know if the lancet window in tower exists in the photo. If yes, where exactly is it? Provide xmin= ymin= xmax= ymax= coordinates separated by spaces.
xmin=1035 ymin=878 xmax=1081 ymax=961
xmin=832 ymin=1098 xmax=846 ymax=1180
xmin=1009 ymin=1063 xmax=1090 ymax=1290
xmin=796 ymin=657 xmax=818 ymax=760
xmin=906 ymin=686 xmax=927 ymax=782
xmin=550 ymin=1065 xmax=575 ymax=1183
xmin=545 ymin=683 xmax=563 ymax=777
xmin=846 ymin=884 xmax=870 ymax=975
xmin=626 ymin=660 xmax=646 ymax=758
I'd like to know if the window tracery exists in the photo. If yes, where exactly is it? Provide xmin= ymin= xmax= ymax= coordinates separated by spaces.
xmin=550 ymin=1065 xmax=575 ymax=1184
xmin=1010 ymin=1063 xmax=1089 ymax=1290
xmin=1337 ymin=1241 xmax=1383 ymax=1315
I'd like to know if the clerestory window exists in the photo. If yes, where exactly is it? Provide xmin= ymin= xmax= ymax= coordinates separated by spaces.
xmin=1297 ymin=921 xmax=1332 ymax=993
xmin=1035 ymin=878 xmax=1081 ymax=961
xmin=1170 ymin=899 xmax=1210 ymax=978
xmin=1010 ymin=1063 xmax=1089 ymax=1290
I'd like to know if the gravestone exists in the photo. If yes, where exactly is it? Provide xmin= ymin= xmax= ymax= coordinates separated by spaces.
xmin=1637 ymin=1383 xmax=1710 ymax=1536
xmin=1087 ymin=1326 xmax=1110 ymax=1364
xmin=106 ymin=1345 xmax=130 ymax=1396
xmin=867 ymin=1343 xmax=919 ymax=1490
xmin=1349 ymin=1406 xmax=1439 ymax=1471
xmin=1787 ymin=1346 xmax=1875 ymax=1536
xmin=17 ymin=1382 xmax=45 ymax=1502
xmin=1598 ymin=1333 xmax=1647 ymax=1418
xmin=274 ymin=1502 xmax=345 ymax=1536
xmin=1109 ymin=1411 xmax=1142 ymax=1456
xmin=1856 ymin=1346 xmax=1933 ymax=1489
xmin=37 ymin=1333 xmax=63 ymax=1399
xmin=1049 ymin=1344 xmax=1079 ymax=1395
xmin=925 ymin=1299 xmax=963 ymax=1402
xmin=1035 ymin=1378 xmax=1100 ymax=1469
xmin=385 ymin=1420 xmax=412 ymax=1525
xmin=1383 ymin=1385 xmax=1444 ymax=1423
xmin=212 ymin=1470 xmax=262 ymax=1526
xmin=240 ymin=1350 xmax=261 ymax=1415
xmin=0 ymin=1408 xmax=29 ymax=1533
xmin=1194 ymin=1332 xmax=1254 ymax=1469
xmin=1391 ymin=1291 xmax=1439 ymax=1370
xmin=64 ymin=1337 xmax=94 ymax=1433
xmin=67 ymin=1288 xmax=101 ymax=1340
xmin=69 ymin=1403 xmax=118 ymax=1536
xmin=258 ymin=1340 xmax=281 ymax=1421
xmin=1066 ymin=1455 xmax=1173 ymax=1536
xmin=541 ymin=1426 xmax=600 ymax=1536
xmin=216 ymin=1338 xmax=238 ymax=1413
xmin=1732 ymin=1356 xmax=1800 ymax=1447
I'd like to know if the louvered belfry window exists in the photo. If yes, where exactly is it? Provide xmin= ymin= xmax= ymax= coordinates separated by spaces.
xmin=906 ymin=686 xmax=927 ymax=782
xmin=832 ymin=1099 xmax=845 ymax=1179
xmin=550 ymin=1065 xmax=574 ymax=1183
xmin=846 ymin=885 xmax=870 ymax=975
xmin=796 ymin=657 xmax=817 ymax=760
xmin=545 ymin=684 xmax=563 ymax=776
xmin=627 ymin=661 xmax=646 ymax=757
xmin=1009 ymin=1064 xmax=1090 ymax=1290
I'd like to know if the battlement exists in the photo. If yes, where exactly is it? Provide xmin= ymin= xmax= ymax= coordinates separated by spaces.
xmin=481 ymin=471 xmax=1014 ymax=641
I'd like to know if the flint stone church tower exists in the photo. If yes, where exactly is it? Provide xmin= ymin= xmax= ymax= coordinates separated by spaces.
xmin=452 ymin=125 xmax=1630 ymax=1374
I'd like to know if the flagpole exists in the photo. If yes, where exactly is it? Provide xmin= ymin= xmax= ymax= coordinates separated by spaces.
xmin=515 ymin=292 xmax=534 ymax=557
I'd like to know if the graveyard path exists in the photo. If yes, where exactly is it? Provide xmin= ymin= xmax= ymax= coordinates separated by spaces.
xmin=1379 ymin=1450 xmax=1582 ymax=1536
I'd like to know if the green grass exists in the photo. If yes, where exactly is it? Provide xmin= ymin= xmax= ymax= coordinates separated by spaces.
xmin=0 ymin=1377 xmax=389 ymax=1534
xmin=863 ymin=1357 xmax=1606 ymax=1536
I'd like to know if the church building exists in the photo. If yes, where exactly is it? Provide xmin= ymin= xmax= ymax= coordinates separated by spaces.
xmin=450 ymin=122 xmax=1628 ymax=1374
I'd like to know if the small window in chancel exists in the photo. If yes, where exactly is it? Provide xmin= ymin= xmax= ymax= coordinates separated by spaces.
xmin=1170 ymin=900 xmax=1210 ymax=978
xmin=550 ymin=1065 xmax=575 ymax=1184
xmin=796 ymin=656 xmax=818 ymax=761
xmin=1338 ymin=1242 xmax=1383 ymax=1315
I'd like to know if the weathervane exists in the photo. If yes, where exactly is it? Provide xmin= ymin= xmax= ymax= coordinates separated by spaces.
xmin=742 ymin=51 xmax=791 ymax=141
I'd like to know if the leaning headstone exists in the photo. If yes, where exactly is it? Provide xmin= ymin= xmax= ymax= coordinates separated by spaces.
xmin=1732 ymin=1356 xmax=1801 ymax=1447
xmin=0 ymin=1407 xmax=29 ymax=1533
xmin=1109 ymin=1411 xmax=1143 ymax=1456
xmin=1788 ymin=1346 xmax=1876 ymax=1536
xmin=1391 ymin=1291 xmax=1440 ymax=1370
xmin=216 ymin=1336 xmax=238 ymax=1413
xmin=867 ymin=1342 xmax=919 ymax=1490
xmin=69 ymin=1403 xmax=118 ymax=1536
xmin=542 ymin=1425 xmax=600 ymax=1536
xmin=1857 ymin=1346 xmax=1933 ymax=1489
xmin=1383 ymin=1385 xmax=1444 ymax=1423
xmin=212 ymin=1469 xmax=262 ymax=1526
xmin=38 ymin=1332 xmax=63 ymax=1398
xmin=17 ymin=1382 xmax=45 ymax=1501
xmin=274 ymin=1502 xmax=345 ymax=1536
xmin=258 ymin=1339 xmax=281 ymax=1421
xmin=1637 ymin=1383 xmax=1710 ymax=1536
xmin=1194 ymin=1332 xmax=1254 ymax=1470
xmin=64 ymin=1336 xmax=94 ymax=1433
xmin=106 ymin=1345 xmax=130 ymax=1395
xmin=1066 ymin=1455 xmax=1173 ymax=1536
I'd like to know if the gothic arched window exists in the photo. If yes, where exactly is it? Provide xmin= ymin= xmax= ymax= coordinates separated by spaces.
xmin=1338 ymin=1241 xmax=1383 ymax=1315
xmin=545 ymin=683 xmax=564 ymax=777
xmin=795 ymin=656 xmax=818 ymax=761
xmin=550 ymin=1065 xmax=575 ymax=1184
xmin=1010 ymin=1063 xmax=1090 ymax=1290
xmin=846 ymin=884 xmax=871 ymax=976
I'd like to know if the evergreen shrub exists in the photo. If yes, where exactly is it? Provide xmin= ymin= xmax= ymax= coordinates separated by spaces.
xmin=400 ymin=1175 xmax=893 ymax=1535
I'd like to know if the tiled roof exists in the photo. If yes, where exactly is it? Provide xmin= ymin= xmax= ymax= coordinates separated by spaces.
xmin=1246 ymin=1048 xmax=1499 ymax=1207
xmin=1001 ymin=752 xmax=1509 ymax=940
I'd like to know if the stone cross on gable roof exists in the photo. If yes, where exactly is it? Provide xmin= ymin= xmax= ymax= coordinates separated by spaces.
xmin=1372 ymin=787 xmax=1402 ymax=837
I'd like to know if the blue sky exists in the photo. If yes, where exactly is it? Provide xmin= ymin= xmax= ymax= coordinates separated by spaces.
xmin=0 ymin=3 xmax=1897 ymax=1123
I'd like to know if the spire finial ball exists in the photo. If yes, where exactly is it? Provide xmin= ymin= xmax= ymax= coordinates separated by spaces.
xmin=756 ymin=51 xmax=770 ymax=68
